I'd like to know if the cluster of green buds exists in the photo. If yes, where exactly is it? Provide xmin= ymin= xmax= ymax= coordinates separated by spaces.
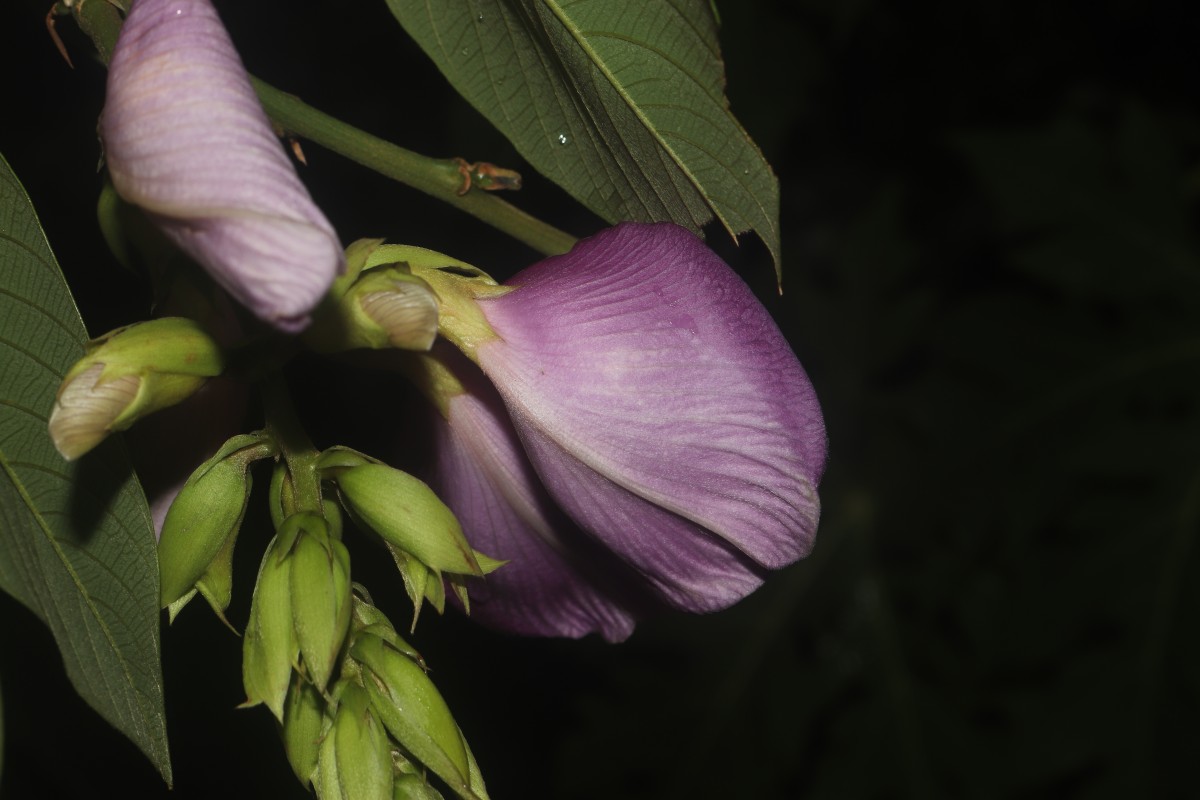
xmin=288 ymin=598 xmax=490 ymax=800
xmin=227 ymin=446 xmax=499 ymax=800
xmin=48 ymin=227 xmax=504 ymax=798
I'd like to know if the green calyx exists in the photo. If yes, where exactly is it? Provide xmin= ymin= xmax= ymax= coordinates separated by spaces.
xmin=281 ymin=677 xmax=326 ymax=789
xmin=79 ymin=316 xmax=224 ymax=384
xmin=311 ymin=238 xmax=513 ymax=367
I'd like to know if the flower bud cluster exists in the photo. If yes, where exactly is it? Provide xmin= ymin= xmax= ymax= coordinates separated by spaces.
xmin=246 ymin=541 xmax=487 ymax=800
xmin=238 ymin=451 xmax=495 ymax=799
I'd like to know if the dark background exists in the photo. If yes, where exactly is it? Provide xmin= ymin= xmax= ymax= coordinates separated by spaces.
xmin=2 ymin=1 xmax=1198 ymax=798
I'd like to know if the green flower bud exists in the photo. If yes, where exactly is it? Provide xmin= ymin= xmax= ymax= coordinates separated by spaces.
xmin=332 ymin=683 xmax=393 ymax=800
xmin=158 ymin=432 xmax=275 ymax=610
xmin=336 ymin=464 xmax=482 ymax=577
xmin=49 ymin=317 xmax=224 ymax=460
xmin=282 ymin=676 xmax=327 ymax=789
xmin=288 ymin=513 xmax=352 ymax=691
xmin=350 ymin=633 xmax=474 ymax=799
xmin=243 ymin=533 xmax=299 ymax=721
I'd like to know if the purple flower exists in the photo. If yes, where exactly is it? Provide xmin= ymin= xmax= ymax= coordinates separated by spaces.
xmin=100 ymin=0 xmax=342 ymax=332
xmin=430 ymin=222 xmax=826 ymax=630
xmin=425 ymin=348 xmax=642 ymax=642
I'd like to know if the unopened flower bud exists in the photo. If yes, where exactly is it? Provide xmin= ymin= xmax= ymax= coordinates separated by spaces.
xmin=49 ymin=317 xmax=223 ymax=460
xmin=350 ymin=633 xmax=472 ymax=797
xmin=329 ymin=682 xmax=394 ymax=800
xmin=287 ymin=513 xmax=352 ymax=691
xmin=316 ymin=700 xmax=344 ymax=800
xmin=243 ymin=533 xmax=299 ymax=721
xmin=101 ymin=0 xmax=343 ymax=331
xmin=281 ymin=677 xmax=327 ymax=790
xmin=336 ymin=464 xmax=483 ymax=577
xmin=158 ymin=432 xmax=275 ymax=610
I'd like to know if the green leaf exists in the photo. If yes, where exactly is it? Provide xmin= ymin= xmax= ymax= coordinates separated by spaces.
xmin=0 ymin=673 xmax=5 ymax=785
xmin=386 ymin=0 xmax=781 ymax=279
xmin=0 ymin=153 xmax=170 ymax=782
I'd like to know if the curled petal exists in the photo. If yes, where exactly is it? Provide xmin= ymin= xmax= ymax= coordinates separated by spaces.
xmin=49 ymin=364 xmax=140 ymax=462
xmin=101 ymin=0 xmax=342 ymax=331
xmin=430 ymin=357 xmax=638 ymax=641
xmin=476 ymin=223 xmax=826 ymax=611
xmin=361 ymin=284 xmax=439 ymax=351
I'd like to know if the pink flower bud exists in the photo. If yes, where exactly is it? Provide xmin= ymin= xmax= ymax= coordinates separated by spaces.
xmin=100 ymin=0 xmax=343 ymax=331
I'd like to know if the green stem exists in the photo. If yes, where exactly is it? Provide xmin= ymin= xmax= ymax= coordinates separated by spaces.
xmin=70 ymin=1 xmax=578 ymax=257
xmin=259 ymin=372 xmax=322 ymax=515
xmin=252 ymin=80 xmax=577 ymax=257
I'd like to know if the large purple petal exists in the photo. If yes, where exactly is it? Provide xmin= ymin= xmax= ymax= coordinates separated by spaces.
xmin=475 ymin=223 xmax=826 ymax=611
xmin=429 ymin=357 xmax=637 ymax=641
xmin=101 ymin=0 xmax=342 ymax=331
